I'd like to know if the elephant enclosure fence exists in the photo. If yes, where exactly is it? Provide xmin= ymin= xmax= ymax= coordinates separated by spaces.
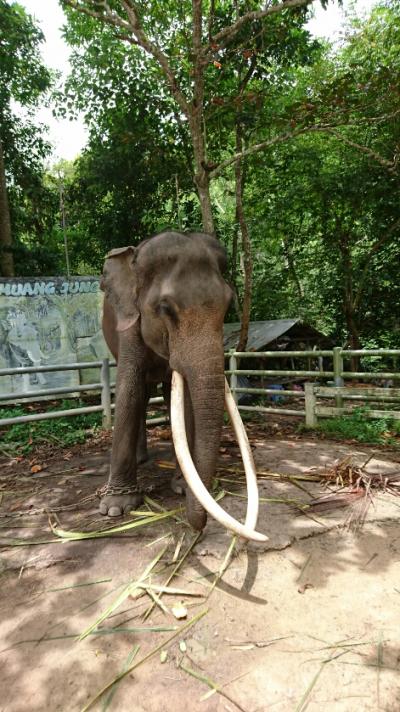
xmin=0 ymin=348 xmax=399 ymax=430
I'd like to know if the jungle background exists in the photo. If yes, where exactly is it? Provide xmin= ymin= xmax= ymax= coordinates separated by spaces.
xmin=0 ymin=0 xmax=399 ymax=352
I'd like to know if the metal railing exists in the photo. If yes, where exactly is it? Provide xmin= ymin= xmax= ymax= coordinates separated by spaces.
xmin=0 ymin=359 xmax=166 ymax=428
xmin=227 ymin=348 xmax=400 ymax=423
xmin=1 ymin=348 xmax=399 ymax=430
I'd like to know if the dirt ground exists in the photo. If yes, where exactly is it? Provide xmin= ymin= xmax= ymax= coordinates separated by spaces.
xmin=1 ymin=421 xmax=400 ymax=712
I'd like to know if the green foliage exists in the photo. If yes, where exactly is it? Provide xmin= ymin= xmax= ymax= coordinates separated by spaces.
xmin=57 ymin=10 xmax=195 ymax=264
xmin=0 ymin=0 xmax=51 ymax=107
xmin=240 ymin=1 xmax=400 ymax=344
xmin=1 ymin=0 xmax=399 ymax=358
xmin=0 ymin=400 xmax=101 ymax=455
xmin=0 ymin=0 xmax=58 ymax=275
xmin=317 ymin=406 xmax=400 ymax=445
xmin=58 ymin=0 xmax=324 ymax=269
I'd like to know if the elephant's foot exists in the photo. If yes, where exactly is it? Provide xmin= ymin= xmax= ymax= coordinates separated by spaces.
xmin=170 ymin=473 xmax=186 ymax=496
xmin=99 ymin=485 xmax=142 ymax=517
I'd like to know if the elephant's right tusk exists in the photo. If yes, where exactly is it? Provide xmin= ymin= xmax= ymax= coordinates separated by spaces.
xmin=170 ymin=371 xmax=268 ymax=543
xmin=224 ymin=378 xmax=261 ymax=533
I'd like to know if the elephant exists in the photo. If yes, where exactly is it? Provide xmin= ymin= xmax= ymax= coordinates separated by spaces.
xmin=100 ymin=230 xmax=266 ymax=542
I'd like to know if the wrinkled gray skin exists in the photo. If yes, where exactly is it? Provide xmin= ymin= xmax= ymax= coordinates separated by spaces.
xmin=100 ymin=231 xmax=232 ymax=531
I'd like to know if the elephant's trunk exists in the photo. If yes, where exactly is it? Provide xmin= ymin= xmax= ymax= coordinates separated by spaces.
xmin=185 ymin=366 xmax=226 ymax=531
xmin=169 ymin=320 xmax=266 ymax=541
xmin=169 ymin=333 xmax=225 ymax=531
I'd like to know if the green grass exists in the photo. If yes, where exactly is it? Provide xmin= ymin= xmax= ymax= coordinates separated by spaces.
xmin=316 ymin=406 xmax=400 ymax=445
xmin=0 ymin=400 xmax=102 ymax=456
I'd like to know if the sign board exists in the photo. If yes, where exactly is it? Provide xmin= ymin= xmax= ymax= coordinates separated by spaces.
xmin=0 ymin=277 xmax=110 ymax=396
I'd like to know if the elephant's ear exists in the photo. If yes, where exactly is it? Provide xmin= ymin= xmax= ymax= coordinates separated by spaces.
xmin=100 ymin=246 xmax=139 ymax=332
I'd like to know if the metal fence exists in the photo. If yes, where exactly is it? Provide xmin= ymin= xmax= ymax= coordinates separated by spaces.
xmin=0 ymin=348 xmax=399 ymax=430
xmin=0 ymin=359 xmax=165 ymax=428
xmin=227 ymin=348 xmax=400 ymax=423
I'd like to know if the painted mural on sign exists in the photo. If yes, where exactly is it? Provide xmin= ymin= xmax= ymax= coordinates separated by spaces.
xmin=0 ymin=278 xmax=110 ymax=396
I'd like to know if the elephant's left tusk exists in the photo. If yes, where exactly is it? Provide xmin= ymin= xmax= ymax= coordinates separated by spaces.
xmin=170 ymin=371 xmax=268 ymax=543
xmin=224 ymin=378 xmax=260 ymax=533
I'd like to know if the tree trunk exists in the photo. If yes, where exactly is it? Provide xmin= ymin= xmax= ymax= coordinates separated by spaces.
xmin=340 ymin=234 xmax=360 ymax=371
xmin=190 ymin=0 xmax=215 ymax=236
xmin=235 ymin=124 xmax=252 ymax=352
xmin=282 ymin=235 xmax=303 ymax=301
xmin=0 ymin=137 xmax=14 ymax=277
xmin=228 ymin=223 xmax=242 ymax=320
xmin=195 ymin=168 xmax=215 ymax=235
xmin=190 ymin=106 xmax=214 ymax=234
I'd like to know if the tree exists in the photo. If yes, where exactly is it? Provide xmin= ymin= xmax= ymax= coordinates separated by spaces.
xmin=0 ymin=0 xmax=52 ymax=276
xmin=245 ymin=122 xmax=399 ymax=349
xmin=61 ymin=0 xmax=328 ymax=350
xmin=230 ymin=0 xmax=400 ymax=349
xmin=58 ymin=17 xmax=194 ymax=267
xmin=60 ymin=0 xmax=400 ymax=353
xmin=61 ymin=0 xmax=335 ymax=235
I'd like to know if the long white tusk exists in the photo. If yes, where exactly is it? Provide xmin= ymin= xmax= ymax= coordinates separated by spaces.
xmin=170 ymin=371 xmax=268 ymax=543
xmin=224 ymin=378 xmax=260 ymax=533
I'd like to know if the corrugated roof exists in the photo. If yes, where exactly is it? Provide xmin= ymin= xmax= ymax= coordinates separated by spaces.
xmin=223 ymin=319 xmax=300 ymax=351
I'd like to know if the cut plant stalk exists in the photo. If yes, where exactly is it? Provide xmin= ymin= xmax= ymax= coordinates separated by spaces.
xmin=207 ymin=534 xmax=237 ymax=599
xmin=50 ymin=507 xmax=182 ymax=541
xmin=80 ymin=609 xmax=208 ymax=712
xmin=1 ymin=627 xmax=178 ymax=655
xmin=145 ymin=587 xmax=170 ymax=615
xmin=101 ymin=645 xmax=140 ymax=712
xmin=172 ymin=532 xmax=186 ymax=562
xmin=179 ymin=663 xmax=219 ymax=695
xmin=78 ymin=545 xmax=168 ymax=641
xmin=138 ymin=584 xmax=204 ymax=597
xmin=143 ymin=532 xmax=202 ymax=621
xmin=45 ymin=578 xmax=112 ymax=592
xmin=144 ymin=495 xmax=187 ymax=525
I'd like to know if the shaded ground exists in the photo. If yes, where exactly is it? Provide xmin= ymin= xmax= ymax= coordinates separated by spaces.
xmin=1 ymin=421 xmax=400 ymax=712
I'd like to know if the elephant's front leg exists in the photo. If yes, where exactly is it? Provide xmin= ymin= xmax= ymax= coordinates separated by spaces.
xmin=136 ymin=385 xmax=150 ymax=465
xmin=100 ymin=338 xmax=146 ymax=517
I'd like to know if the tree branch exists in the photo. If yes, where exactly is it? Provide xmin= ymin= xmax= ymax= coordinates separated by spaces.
xmin=62 ymin=0 xmax=133 ymax=35
xmin=210 ymin=116 xmax=400 ymax=178
xmin=121 ymin=1 xmax=191 ymax=117
xmin=210 ymin=0 xmax=315 ymax=49
xmin=325 ymin=128 xmax=398 ymax=172
xmin=235 ymin=122 xmax=253 ymax=352
xmin=63 ymin=0 xmax=190 ymax=117
xmin=238 ymin=54 xmax=258 ymax=96
xmin=207 ymin=0 xmax=216 ymax=42
xmin=192 ymin=0 xmax=204 ymax=111
xmin=172 ymin=107 xmax=195 ymax=182
xmin=209 ymin=125 xmax=315 ymax=177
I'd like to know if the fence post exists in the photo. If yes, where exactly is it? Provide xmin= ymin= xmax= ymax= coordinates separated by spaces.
xmin=101 ymin=358 xmax=112 ymax=429
xmin=305 ymin=382 xmax=317 ymax=427
xmin=229 ymin=351 xmax=238 ymax=404
xmin=333 ymin=346 xmax=344 ymax=408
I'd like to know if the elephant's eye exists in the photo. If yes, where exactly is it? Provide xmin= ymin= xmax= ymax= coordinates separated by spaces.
xmin=157 ymin=300 xmax=178 ymax=323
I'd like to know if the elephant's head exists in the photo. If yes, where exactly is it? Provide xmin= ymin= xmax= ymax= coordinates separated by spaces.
xmin=101 ymin=231 xmax=266 ymax=542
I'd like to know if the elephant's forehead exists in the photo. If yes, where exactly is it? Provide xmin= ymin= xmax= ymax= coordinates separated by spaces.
xmin=138 ymin=232 xmax=218 ymax=266
xmin=144 ymin=263 xmax=222 ymax=300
